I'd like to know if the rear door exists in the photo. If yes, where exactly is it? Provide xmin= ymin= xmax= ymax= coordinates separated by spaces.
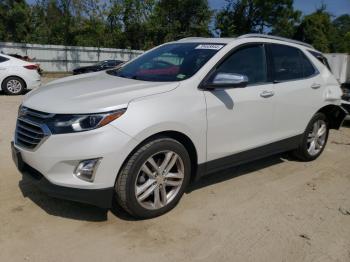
xmin=267 ymin=44 xmax=324 ymax=140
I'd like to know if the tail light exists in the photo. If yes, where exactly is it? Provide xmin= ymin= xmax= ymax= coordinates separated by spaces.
xmin=23 ymin=64 xmax=38 ymax=70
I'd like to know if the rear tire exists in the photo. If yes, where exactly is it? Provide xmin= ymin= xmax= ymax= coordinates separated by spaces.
xmin=2 ymin=76 xmax=25 ymax=95
xmin=292 ymin=113 xmax=329 ymax=161
xmin=115 ymin=137 xmax=191 ymax=219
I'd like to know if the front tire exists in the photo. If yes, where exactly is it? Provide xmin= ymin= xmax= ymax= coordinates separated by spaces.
xmin=115 ymin=138 xmax=191 ymax=218
xmin=292 ymin=113 xmax=329 ymax=161
xmin=2 ymin=76 xmax=26 ymax=95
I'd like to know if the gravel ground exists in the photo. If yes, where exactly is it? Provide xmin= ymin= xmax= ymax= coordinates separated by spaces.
xmin=1 ymin=77 xmax=350 ymax=262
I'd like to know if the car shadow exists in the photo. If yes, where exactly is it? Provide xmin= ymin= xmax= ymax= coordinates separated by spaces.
xmin=18 ymin=175 xmax=143 ymax=222
xmin=18 ymin=153 xmax=288 ymax=221
xmin=211 ymin=89 xmax=234 ymax=110
xmin=0 ymin=89 xmax=32 ymax=96
xmin=19 ymin=177 xmax=109 ymax=222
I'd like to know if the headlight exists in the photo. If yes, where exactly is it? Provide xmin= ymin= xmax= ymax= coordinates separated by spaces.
xmin=47 ymin=109 xmax=126 ymax=134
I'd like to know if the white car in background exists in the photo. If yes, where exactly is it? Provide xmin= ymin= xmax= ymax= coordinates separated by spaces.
xmin=0 ymin=54 xmax=41 ymax=95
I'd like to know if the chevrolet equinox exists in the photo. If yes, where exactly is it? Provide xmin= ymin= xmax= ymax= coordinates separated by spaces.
xmin=12 ymin=34 xmax=347 ymax=218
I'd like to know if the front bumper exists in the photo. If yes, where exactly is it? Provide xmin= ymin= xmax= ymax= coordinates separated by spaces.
xmin=12 ymin=123 xmax=139 ymax=208
xmin=16 ymin=154 xmax=114 ymax=208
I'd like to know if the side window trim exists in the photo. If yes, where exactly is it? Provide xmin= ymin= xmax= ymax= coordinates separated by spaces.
xmin=266 ymin=43 xmax=319 ymax=84
xmin=199 ymin=42 xmax=271 ymax=89
xmin=308 ymin=50 xmax=332 ymax=72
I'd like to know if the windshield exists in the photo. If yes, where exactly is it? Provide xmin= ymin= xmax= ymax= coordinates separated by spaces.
xmin=107 ymin=43 xmax=225 ymax=82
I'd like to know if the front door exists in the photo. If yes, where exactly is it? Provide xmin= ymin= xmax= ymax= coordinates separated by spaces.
xmin=204 ymin=44 xmax=276 ymax=168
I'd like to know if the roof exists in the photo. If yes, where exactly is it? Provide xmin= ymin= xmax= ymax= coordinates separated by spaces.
xmin=238 ymin=34 xmax=314 ymax=48
xmin=177 ymin=34 xmax=314 ymax=49
xmin=177 ymin=37 xmax=235 ymax=44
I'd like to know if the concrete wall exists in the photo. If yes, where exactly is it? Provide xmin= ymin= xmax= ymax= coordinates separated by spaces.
xmin=0 ymin=42 xmax=143 ymax=72
xmin=324 ymin=53 xmax=350 ymax=84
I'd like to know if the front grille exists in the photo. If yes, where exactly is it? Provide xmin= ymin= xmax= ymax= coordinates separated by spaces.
xmin=15 ymin=107 xmax=52 ymax=150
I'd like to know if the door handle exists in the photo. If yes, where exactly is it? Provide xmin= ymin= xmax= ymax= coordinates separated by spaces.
xmin=260 ymin=90 xmax=275 ymax=98
xmin=311 ymin=83 xmax=321 ymax=89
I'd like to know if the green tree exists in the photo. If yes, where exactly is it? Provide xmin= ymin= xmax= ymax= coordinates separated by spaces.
xmin=294 ymin=6 xmax=335 ymax=52
xmin=0 ymin=0 xmax=32 ymax=42
xmin=107 ymin=0 xmax=155 ymax=49
xmin=215 ymin=0 xmax=300 ymax=37
xmin=271 ymin=6 xmax=301 ymax=37
xmin=29 ymin=0 xmax=103 ymax=46
xmin=332 ymin=14 xmax=350 ymax=53
xmin=29 ymin=0 xmax=65 ymax=44
xmin=148 ymin=0 xmax=212 ymax=46
xmin=73 ymin=0 xmax=109 ymax=47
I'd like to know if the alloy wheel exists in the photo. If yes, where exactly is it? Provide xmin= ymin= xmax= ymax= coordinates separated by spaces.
xmin=307 ymin=119 xmax=327 ymax=156
xmin=6 ymin=79 xmax=22 ymax=94
xmin=135 ymin=150 xmax=184 ymax=210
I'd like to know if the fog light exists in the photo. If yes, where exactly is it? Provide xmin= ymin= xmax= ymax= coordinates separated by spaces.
xmin=74 ymin=158 xmax=101 ymax=182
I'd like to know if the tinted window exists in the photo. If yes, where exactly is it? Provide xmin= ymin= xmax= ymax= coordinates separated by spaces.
xmin=215 ymin=44 xmax=267 ymax=85
xmin=106 ymin=61 xmax=118 ymax=67
xmin=270 ymin=44 xmax=316 ymax=81
xmin=300 ymin=52 xmax=316 ymax=77
xmin=97 ymin=61 xmax=108 ymax=66
xmin=0 ymin=55 xmax=9 ymax=63
xmin=108 ymin=43 xmax=223 ymax=82
xmin=308 ymin=50 xmax=331 ymax=72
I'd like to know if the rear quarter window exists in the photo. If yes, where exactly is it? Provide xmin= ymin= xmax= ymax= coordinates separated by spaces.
xmin=299 ymin=51 xmax=317 ymax=77
xmin=308 ymin=50 xmax=332 ymax=72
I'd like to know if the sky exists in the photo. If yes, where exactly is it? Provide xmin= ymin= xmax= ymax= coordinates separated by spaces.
xmin=208 ymin=0 xmax=350 ymax=17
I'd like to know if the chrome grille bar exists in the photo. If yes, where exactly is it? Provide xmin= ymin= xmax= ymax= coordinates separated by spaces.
xmin=15 ymin=107 xmax=52 ymax=150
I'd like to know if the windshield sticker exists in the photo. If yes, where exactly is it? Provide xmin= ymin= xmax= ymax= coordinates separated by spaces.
xmin=195 ymin=44 xmax=224 ymax=50
xmin=177 ymin=74 xmax=186 ymax=79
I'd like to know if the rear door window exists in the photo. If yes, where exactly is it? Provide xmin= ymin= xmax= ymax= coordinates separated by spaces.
xmin=269 ymin=44 xmax=317 ymax=82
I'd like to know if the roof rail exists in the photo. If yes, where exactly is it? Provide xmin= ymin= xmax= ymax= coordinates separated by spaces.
xmin=177 ymin=37 xmax=204 ymax=41
xmin=238 ymin=34 xmax=314 ymax=49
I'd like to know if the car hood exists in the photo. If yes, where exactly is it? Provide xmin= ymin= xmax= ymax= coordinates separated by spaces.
xmin=23 ymin=71 xmax=179 ymax=114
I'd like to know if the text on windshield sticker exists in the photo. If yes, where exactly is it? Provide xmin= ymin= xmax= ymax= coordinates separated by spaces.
xmin=195 ymin=44 xmax=224 ymax=50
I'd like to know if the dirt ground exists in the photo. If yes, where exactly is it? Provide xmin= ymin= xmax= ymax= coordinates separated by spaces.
xmin=1 ymin=78 xmax=350 ymax=262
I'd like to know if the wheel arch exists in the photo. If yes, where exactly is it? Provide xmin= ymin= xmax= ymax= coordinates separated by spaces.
xmin=118 ymin=130 xmax=199 ymax=184
xmin=1 ymin=75 xmax=27 ymax=90
xmin=317 ymin=104 xmax=347 ymax=129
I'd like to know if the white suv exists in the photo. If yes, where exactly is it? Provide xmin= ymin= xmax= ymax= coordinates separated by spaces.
xmin=12 ymin=34 xmax=347 ymax=218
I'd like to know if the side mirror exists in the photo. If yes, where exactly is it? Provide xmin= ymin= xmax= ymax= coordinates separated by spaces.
xmin=202 ymin=72 xmax=249 ymax=90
